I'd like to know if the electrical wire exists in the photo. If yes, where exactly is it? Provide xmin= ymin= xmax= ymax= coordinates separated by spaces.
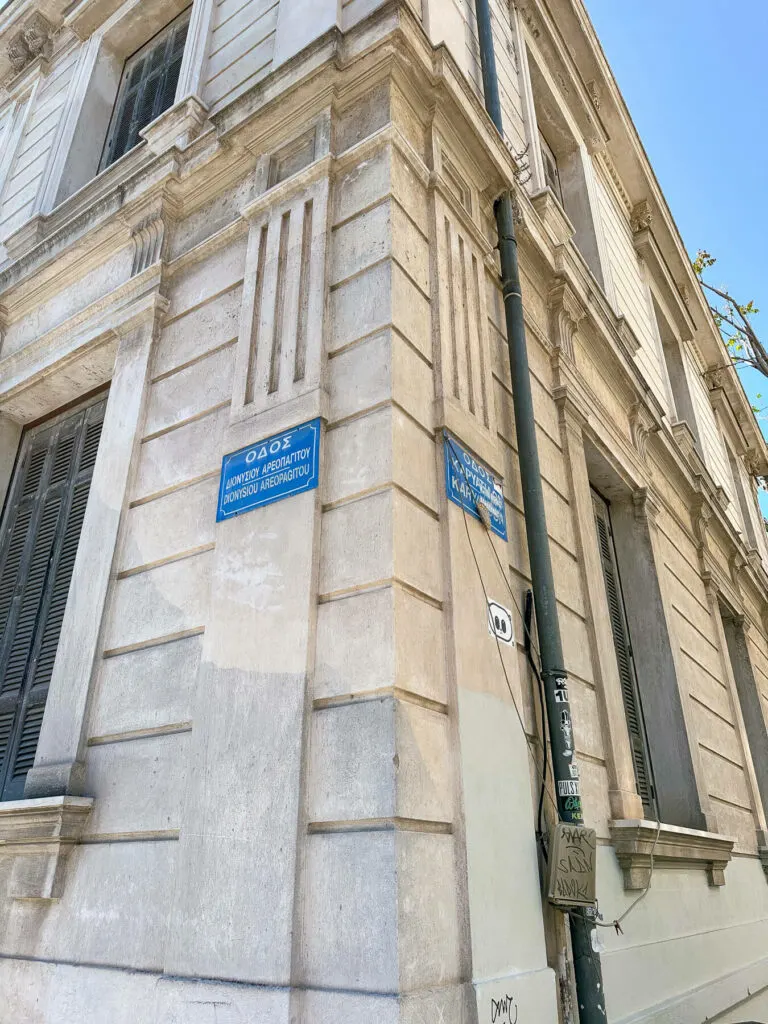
xmin=445 ymin=436 xmax=661 ymax=939
xmin=444 ymin=440 xmax=560 ymax=829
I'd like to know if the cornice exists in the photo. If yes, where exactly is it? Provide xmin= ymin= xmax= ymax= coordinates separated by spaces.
xmin=527 ymin=1 xmax=768 ymax=471
xmin=0 ymin=795 xmax=93 ymax=900
xmin=610 ymin=819 xmax=735 ymax=890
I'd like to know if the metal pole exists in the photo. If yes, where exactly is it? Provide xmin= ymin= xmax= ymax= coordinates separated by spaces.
xmin=472 ymin=1 xmax=607 ymax=1020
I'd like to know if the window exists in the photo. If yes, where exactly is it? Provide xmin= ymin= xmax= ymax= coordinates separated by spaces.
xmin=0 ymin=398 xmax=105 ymax=800
xmin=539 ymin=130 xmax=563 ymax=205
xmin=100 ymin=10 xmax=189 ymax=170
xmin=523 ymin=51 xmax=607 ymax=289
xmin=586 ymin=468 xmax=705 ymax=829
xmin=721 ymin=608 xmax=768 ymax=822
xmin=592 ymin=490 xmax=655 ymax=816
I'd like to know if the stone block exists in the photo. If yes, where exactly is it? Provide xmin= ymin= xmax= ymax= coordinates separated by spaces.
xmin=154 ymin=284 xmax=242 ymax=378
xmin=392 ymin=201 xmax=430 ymax=296
xmin=330 ymin=260 xmax=392 ymax=353
xmin=391 ymin=146 xmax=429 ymax=236
xmin=393 ymin=331 xmax=434 ymax=431
xmin=456 ymin=688 xmax=548 ymax=980
xmin=119 ymin=475 xmax=218 ymax=572
xmin=393 ymin=405 xmax=438 ymax=512
xmin=144 ymin=342 xmax=234 ymax=438
xmin=396 ymin=831 xmax=461 ymax=989
xmin=89 ymin=634 xmax=200 ymax=738
xmin=332 ymin=143 xmax=391 ymax=226
xmin=319 ymin=490 xmax=393 ymax=594
xmin=299 ymin=831 xmax=398 ymax=991
xmin=315 ymin=587 xmax=396 ymax=699
xmin=133 ymin=405 xmax=227 ymax=501
xmin=392 ymin=260 xmax=431 ymax=359
xmin=333 ymin=81 xmax=391 ymax=156
xmin=165 ymin=236 xmax=247 ymax=320
xmin=103 ymin=550 xmax=213 ymax=651
xmin=331 ymin=200 xmax=390 ymax=285
xmin=165 ymin=669 xmax=307 ymax=983
xmin=324 ymin=406 xmax=392 ymax=504
xmin=328 ymin=330 xmax=391 ymax=423
xmin=393 ymin=490 xmax=442 ymax=600
xmin=84 ymin=732 xmax=189 ymax=836
xmin=308 ymin=698 xmax=396 ymax=822
xmin=394 ymin=586 xmax=447 ymax=705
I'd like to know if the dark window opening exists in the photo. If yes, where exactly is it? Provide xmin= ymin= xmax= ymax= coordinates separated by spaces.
xmin=539 ymin=131 xmax=564 ymax=206
xmin=592 ymin=489 xmax=655 ymax=816
xmin=0 ymin=398 xmax=105 ymax=800
xmin=100 ymin=10 xmax=189 ymax=170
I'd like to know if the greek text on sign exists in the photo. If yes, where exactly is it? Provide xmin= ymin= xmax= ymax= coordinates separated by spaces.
xmin=217 ymin=418 xmax=320 ymax=522
xmin=444 ymin=433 xmax=507 ymax=540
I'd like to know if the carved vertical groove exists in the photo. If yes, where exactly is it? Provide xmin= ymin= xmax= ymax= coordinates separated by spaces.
xmin=445 ymin=217 xmax=460 ymax=400
xmin=294 ymin=199 xmax=314 ymax=383
xmin=245 ymin=224 xmax=268 ymax=406
xmin=472 ymin=253 xmax=490 ymax=428
xmin=458 ymin=235 xmax=475 ymax=415
xmin=268 ymin=211 xmax=291 ymax=395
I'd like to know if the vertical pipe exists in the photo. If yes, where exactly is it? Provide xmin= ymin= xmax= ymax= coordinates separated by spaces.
xmin=471 ymin=0 xmax=608 ymax=1020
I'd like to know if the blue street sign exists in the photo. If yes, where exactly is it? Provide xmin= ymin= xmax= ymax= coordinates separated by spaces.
xmin=444 ymin=432 xmax=508 ymax=540
xmin=217 ymin=418 xmax=321 ymax=522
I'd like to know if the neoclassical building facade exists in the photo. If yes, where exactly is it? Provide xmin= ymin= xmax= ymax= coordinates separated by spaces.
xmin=0 ymin=1 xmax=767 ymax=1021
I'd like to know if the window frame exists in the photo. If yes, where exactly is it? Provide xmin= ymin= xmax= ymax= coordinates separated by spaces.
xmin=591 ymin=487 xmax=656 ymax=817
xmin=99 ymin=7 xmax=190 ymax=172
xmin=0 ymin=394 xmax=106 ymax=801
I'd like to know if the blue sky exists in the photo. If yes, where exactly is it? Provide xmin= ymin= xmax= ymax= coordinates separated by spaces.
xmin=584 ymin=0 xmax=768 ymax=458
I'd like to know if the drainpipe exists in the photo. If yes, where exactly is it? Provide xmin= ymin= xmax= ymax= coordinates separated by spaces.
xmin=472 ymin=1 xmax=607 ymax=1021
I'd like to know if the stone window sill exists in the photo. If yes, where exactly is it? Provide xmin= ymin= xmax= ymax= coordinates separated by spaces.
xmin=0 ymin=795 xmax=93 ymax=900
xmin=610 ymin=819 xmax=735 ymax=891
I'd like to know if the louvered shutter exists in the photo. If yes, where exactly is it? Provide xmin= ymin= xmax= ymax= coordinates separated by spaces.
xmin=592 ymin=491 xmax=654 ymax=814
xmin=102 ymin=12 xmax=190 ymax=169
xmin=0 ymin=398 xmax=106 ymax=800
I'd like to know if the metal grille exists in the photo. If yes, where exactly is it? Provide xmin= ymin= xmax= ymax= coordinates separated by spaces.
xmin=0 ymin=397 xmax=105 ymax=800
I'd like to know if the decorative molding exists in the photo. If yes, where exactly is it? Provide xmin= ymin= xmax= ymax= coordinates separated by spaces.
xmin=121 ymin=193 xmax=180 ymax=278
xmin=140 ymin=95 xmax=211 ymax=157
xmin=587 ymin=79 xmax=601 ymax=111
xmin=610 ymin=819 xmax=735 ymax=891
xmin=671 ymin=419 xmax=699 ymax=465
xmin=692 ymin=495 xmax=713 ymax=551
xmin=0 ymin=796 xmax=93 ymax=899
xmin=615 ymin=314 xmax=641 ymax=354
xmin=714 ymin=484 xmax=730 ymax=512
xmin=628 ymin=401 xmax=661 ymax=462
xmin=730 ymin=549 xmax=748 ymax=586
xmin=548 ymin=278 xmax=586 ymax=362
xmin=531 ymin=188 xmax=574 ymax=248
xmin=630 ymin=199 xmax=653 ymax=234
xmin=705 ymin=365 xmax=730 ymax=392
xmin=632 ymin=486 xmax=661 ymax=526
xmin=6 ymin=11 xmax=53 ymax=82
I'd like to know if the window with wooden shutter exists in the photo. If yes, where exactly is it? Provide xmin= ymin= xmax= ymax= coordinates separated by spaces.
xmin=0 ymin=397 xmax=106 ymax=801
xmin=591 ymin=490 xmax=655 ymax=815
xmin=100 ymin=10 xmax=190 ymax=170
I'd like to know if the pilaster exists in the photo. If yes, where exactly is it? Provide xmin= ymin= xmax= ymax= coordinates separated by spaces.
xmin=23 ymin=290 xmax=167 ymax=800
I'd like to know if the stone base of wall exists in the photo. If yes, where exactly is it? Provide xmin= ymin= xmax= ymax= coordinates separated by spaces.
xmin=0 ymin=958 xmax=559 ymax=1023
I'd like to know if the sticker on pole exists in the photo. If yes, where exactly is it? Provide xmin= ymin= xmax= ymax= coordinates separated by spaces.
xmin=444 ymin=433 xmax=507 ymax=540
xmin=488 ymin=600 xmax=515 ymax=646
xmin=217 ymin=418 xmax=321 ymax=521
